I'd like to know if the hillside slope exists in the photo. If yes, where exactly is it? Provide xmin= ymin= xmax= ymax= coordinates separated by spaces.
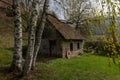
xmin=0 ymin=10 xmax=14 ymax=48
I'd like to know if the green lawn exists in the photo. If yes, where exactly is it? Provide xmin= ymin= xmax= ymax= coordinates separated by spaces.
xmin=0 ymin=48 xmax=12 ymax=69
xmin=0 ymin=48 xmax=120 ymax=80
xmin=38 ymin=54 xmax=120 ymax=80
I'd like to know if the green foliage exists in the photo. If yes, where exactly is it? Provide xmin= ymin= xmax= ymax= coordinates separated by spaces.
xmin=91 ymin=0 xmax=120 ymax=65
xmin=84 ymin=39 xmax=120 ymax=64
xmin=104 ymin=38 xmax=120 ymax=64
xmin=102 ymin=0 xmax=120 ymax=65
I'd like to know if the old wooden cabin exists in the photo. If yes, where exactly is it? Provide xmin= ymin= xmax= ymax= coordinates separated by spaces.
xmin=39 ymin=15 xmax=84 ymax=58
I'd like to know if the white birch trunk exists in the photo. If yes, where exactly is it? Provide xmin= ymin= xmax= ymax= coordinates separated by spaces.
xmin=11 ymin=0 xmax=23 ymax=71
xmin=32 ymin=0 xmax=50 ymax=69
xmin=23 ymin=0 xmax=39 ymax=75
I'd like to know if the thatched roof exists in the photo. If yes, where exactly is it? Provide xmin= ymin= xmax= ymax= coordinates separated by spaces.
xmin=47 ymin=15 xmax=84 ymax=40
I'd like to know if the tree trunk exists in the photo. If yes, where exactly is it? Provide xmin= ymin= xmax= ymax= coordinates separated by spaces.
xmin=11 ymin=0 xmax=23 ymax=72
xmin=32 ymin=0 xmax=50 ymax=70
xmin=23 ymin=0 xmax=39 ymax=76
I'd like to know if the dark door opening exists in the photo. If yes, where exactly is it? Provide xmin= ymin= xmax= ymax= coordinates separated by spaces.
xmin=77 ymin=43 xmax=80 ymax=49
xmin=70 ymin=43 xmax=73 ymax=51
xmin=49 ymin=40 xmax=56 ymax=56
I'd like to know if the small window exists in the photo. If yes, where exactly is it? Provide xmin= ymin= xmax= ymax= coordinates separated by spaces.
xmin=70 ymin=43 xmax=73 ymax=51
xmin=77 ymin=43 xmax=80 ymax=49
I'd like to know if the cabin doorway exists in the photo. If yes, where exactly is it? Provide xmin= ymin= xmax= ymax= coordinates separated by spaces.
xmin=49 ymin=40 xmax=57 ymax=56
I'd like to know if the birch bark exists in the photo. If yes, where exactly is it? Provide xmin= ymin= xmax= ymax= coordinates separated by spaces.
xmin=11 ymin=0 xmax=23 ymax=71
xmin=32 ymin=0 xmax=50 ymax=69
xmin=23 ymin=0 xmax=39 ymax=75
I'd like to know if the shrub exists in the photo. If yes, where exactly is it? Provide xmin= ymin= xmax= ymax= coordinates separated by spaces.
xmin=84 ymin=40 xmax=120 ymax=64
xmin=84 ymin=41 xmax=106 ymax=55
xmin=104 ymin=39 xmax=120 ymax=64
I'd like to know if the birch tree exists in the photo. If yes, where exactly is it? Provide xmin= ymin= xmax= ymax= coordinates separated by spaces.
xmin=23 ymin=0 xmax=39 ymax=75
xmin=106 ymin=0 xmax=119 ymax=43
xmin=11 ymin=0 xmax=23 ymax=71
xmin=32 ymin=0 xmax=50 ymax=70
xmin=104 ymin=0 xmax=120 ymax=64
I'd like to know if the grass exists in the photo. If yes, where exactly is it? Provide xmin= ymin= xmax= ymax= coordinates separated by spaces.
xmin=0 ymin=49 xmax=120 ymax=80
xmin=0 ymin=48 xmax=12 ymax=69
xmin=37 ymin=54 xmax=120 ymax=80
